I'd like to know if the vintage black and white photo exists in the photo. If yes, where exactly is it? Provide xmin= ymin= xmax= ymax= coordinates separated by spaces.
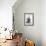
xmin=24 ymin=13 xmax=34 ymax=26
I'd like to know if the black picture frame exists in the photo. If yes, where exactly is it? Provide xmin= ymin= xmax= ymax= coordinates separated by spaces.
xmin=24 ymin=13 xmax=34 ymax=26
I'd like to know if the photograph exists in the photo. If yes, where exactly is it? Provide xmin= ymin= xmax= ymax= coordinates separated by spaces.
xmin=24 ymin=13 xmax=34 ymax=26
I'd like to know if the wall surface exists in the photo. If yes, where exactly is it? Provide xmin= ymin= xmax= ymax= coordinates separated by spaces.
xmin=41 ymin=0 xmax=46 ymax=46
xmin=13 ymin=0 xmax=41 ymax=46
xmin=0 ymin=0 xmax=16 ymax=30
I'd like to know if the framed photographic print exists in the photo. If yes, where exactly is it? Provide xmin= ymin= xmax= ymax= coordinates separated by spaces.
xmin=24 ymin=13 xmax=34 ymax=26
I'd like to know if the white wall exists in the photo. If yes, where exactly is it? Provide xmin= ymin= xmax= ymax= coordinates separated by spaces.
xmin=0 ymin=0 xmax=16 ymax=30
xmin=41 ymin=0 xmax=46 ymax=46
xmin=13 ymin=0 xmax=41 ymax=46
